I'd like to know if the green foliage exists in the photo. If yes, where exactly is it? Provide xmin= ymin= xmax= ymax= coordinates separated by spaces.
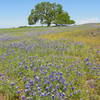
xmin=28 ymin=10 xmax=38 ymax=25
xmin=54 ymin=12 xmax=75 ymax=26
xmin=28 ymin=2 xmax=75 ymax=26
xmin=69 ymin=20 xmax=75 ymax=24
xmin=54 ymin=12 xmax=69 ymax=25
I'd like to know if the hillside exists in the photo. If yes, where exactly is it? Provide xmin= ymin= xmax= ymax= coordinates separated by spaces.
xmin=0 ymin=24 xmax=100 ymax=100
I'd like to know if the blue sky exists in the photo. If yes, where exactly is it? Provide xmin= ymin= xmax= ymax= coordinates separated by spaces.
xmin=0 ymin=0 xmax=100 ymax=28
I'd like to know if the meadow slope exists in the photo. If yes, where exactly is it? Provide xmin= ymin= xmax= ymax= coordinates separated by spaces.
xmin=0 ymin=24 xmax=100 ymax=100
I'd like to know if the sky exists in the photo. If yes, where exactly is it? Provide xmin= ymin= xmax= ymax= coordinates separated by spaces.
xmin=0 ymin=0 xmax=100 ymax=28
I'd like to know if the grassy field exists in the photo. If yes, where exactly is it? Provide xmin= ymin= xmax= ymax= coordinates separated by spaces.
xmin=0 ymin=24 xmax=100 ymax=100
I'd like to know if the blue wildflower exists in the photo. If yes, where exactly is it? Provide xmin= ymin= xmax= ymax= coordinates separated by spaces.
xmin=16 ymin=86 xmax=19 ymax=89
xmin=25 ymin=84 xmax=30 ymax=88
xmin=44 ymin=81 xmax=50 ymax=84
xmin=72 ymin=87 xmax=75 ymax=90
xmin=10 ymin=82 xmax=16 ymax=86
xmin=24 ymin=66 xmax=28 ymax=70
xmin=49 ymin=74 xmax=53 ymax=78
xmin=19 ymin=72 xmax=22 ymax=75
xmin=45 ymin=87 xmax=49 ymax=90
xmin=16 ymin=90 xmax=21 ymax=94
xmin=23 ymin=77 xmax=27 ymax=82
xmin=24 ymin=89 xmax=30 ymax=92
xmin=84 ymin=58 xmax=89 ymax=62
xmin=21 ymin=95 xmax=26 ymax=100
xmin=86 ymin=62 xmax=92 ymax=65
xmin=70 ymin=93 xmax=73 ymax=96
xmin=29 ymin=79 xmax=34 ymax=86
xmin=52 ymin=95 xmax=55 ymax=100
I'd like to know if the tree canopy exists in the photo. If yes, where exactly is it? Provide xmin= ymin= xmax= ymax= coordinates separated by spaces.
xmin=28 ymin=2 xmax=75 ymax=26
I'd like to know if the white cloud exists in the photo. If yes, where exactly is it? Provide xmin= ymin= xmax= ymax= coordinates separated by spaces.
xmin=76 ymin=17 xmax=100 ymax=25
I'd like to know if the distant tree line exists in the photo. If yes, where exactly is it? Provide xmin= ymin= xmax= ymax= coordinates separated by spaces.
xmin=28 ymin=2 xmax=75 ymax=26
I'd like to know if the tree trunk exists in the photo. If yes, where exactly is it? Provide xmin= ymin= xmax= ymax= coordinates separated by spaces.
xmin=55 ymin=24 xmax=59 ymax=26
xmin=47 ymin=23 xmax=51 ymax=27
